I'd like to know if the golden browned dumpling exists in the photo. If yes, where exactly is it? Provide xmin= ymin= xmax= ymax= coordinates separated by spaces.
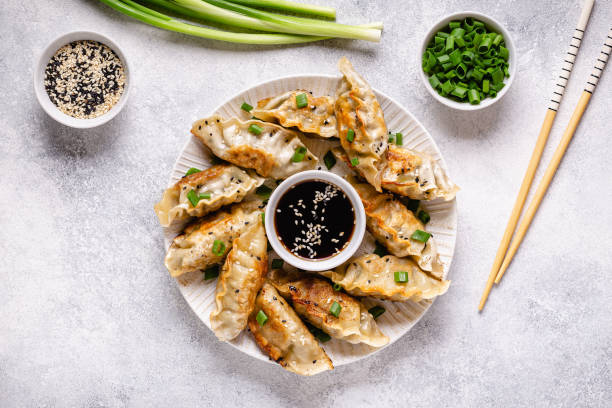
xmin=252 ymin=90 xmax=337 ymax=138
xmin=154 ymin=164 xmax=264 ymax=227
xmin=191 ymin=115 xmax=317 ymax=179
xmin=320 ymin=254 xmax=450 ymax=302
xmin=381 ymin=145 xmax=459 ymax=201
xmin=210 ymin=221 xmax=268 ymax=341
xmin=164 ymin=200 xmax=262 ymax=277
xmin=347 ymin=176 xmax=444 ymax=276
xmin=268 ymin=269 xmax=388 ymax=347
xmin=248 ymin=282 xmax=333 ymax=376
xmin=335 ymin=57 xmax=388 ymax=191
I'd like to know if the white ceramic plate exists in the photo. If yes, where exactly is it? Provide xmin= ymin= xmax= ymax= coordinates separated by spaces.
xmin=163 ymin=75 xmax=458 ymax=367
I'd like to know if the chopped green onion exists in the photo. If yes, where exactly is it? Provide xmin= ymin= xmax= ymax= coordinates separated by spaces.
xmin=405 ymin=198 xmax=420 ymax=213
xmin=417 ymin=210 xmax=430 ymax=224
xmin=374 ymin=241 xmax=388 ymax=257
xmin=185 ymin=167 xmax=201 ymax=176
xmin=491 ymin=67 xmax=504 ymax=85
xmin=332 ymin=283 xmax=342 ymax=291
xmin=449 ymin=49 xmax=462 ymax=65
xmin=329 ymin=301 xmax=342 ymax=317
xmin=468 ymin=89 xmax=480 ymax=105
xmin=305 ymin=322 xmax=331 ymax=342
xmin=187 ymin=189 xmax=199 ymax=207
xmin=203 ymin=265 xmax=220 ymax=280
xmin=423 ymin=17 xmax=508 ymax=104
xmin=394 ymin=271 xmax=409 ymax=283
xmin=346 ymin=128 xmax=355 ymax=142
xmin=451 ymin=86 xmax=468 ymax=99
xmin=248 ymin=124 xmax=263 ymax=135
xmin=199 ymin=192 xmax=211 ymax=199
xmin=240 ymin=102 xmax=253 ymax=112
xmin=445 ymin=35 xmax=454 ymax=52
xmin=323 ymin=150 xmax=336 ymax=170
xmin=295 ymin=93 xmax=308 ymax=108
xmin=261 ymin=212 xmax=265 ymax=224
xmin=256 ymin=310 xmax=268 ymax=326
xmin=429 ymin=74 xmax=442 ymax=90
xmin=482 ymin=79 xmax=490 ymax=93
xmin=291 ymin=146 xmax=307 ymax=162
xmin=212 ymin=239 xmax=226 ymax=256
xmin=256 ymin=184 xmax=273 ymax=198
xmin=368 ymin=305 xmax=386 ymax=319
xmin=271 ymin=259 xmax=284 ymax=269
xmin=350 ymin=157 xmax=359 ymax=167
xmin=395 ymin=132 xmax=403 ymax=145
xmin=410 ymin=229 xmax=431 ymax=243
xmin=388 ymin=133 xmax=395 ymax=143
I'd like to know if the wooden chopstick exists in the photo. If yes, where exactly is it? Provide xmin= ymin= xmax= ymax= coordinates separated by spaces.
xmin=494 ymin=28 xmax=611 ymax=283
xmin=478 ymin=0 xmax=595 ymax=311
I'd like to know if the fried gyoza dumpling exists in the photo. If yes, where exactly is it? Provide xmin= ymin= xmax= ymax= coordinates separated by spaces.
xmin=248 ymin=282 xmax=333 ymax=376
xmin=320 ymin=254 xmax=450 ymax=302
xmin=381 ymin=145 xmax=459 ymax=201
xmin=251 ymin=90 xmax=337 ymax=138
xmin=210 ymin=221 xmax=268 ymax=341
xmin=191 ymin=115 xmax=318 ymax=179
xmin=335 ymin=57 xmax=388 ymax=191
xmin=154 ymin=164 xmax=264 ymax=227
xmin=164 ymin=200 xmax=262 ymax=277
xmin=268 ymin=269 xmax=388 ymax=347
xmin=347 ymin=176 xmax=444 ymax=276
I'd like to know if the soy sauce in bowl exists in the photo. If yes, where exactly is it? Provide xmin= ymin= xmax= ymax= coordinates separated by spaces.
xmin=274 ymin=180 xmax=355 ymax=260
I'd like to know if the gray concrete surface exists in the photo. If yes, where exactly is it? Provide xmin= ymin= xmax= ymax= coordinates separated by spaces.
xmin=1 ymin=1 xmax=611 ymax=407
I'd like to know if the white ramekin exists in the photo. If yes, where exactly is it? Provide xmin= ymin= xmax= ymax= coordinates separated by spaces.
xmin=33 ymin=31 xmax=131 ymax=128
xmin=419 ymin=11 xmax=516 ymax=111
xmin=264 ymin=170 xmax=366 ymax=272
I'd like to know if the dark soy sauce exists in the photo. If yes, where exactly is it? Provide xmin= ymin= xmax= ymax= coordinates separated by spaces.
xmin=274 ymin=180 xmax=355 ymax=260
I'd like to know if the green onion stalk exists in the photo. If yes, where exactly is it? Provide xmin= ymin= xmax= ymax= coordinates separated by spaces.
xmin=99 ymin=0 xmax=327 ymax=44
xmin=98 ymin=0 xmax=382 ymax=45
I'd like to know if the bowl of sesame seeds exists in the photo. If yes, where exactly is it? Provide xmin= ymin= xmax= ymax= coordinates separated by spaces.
xmin=34 ymin=31 xmax=130 ymax=128
xmin=265 ymin=170 xmax=366 ymax=272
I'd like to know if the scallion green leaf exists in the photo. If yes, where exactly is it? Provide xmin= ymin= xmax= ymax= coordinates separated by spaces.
xmin=332 ymin=283 xmax=342 ymax=291
xmin=323 ymin=150 xmax=336 ymax=170
xmin=185 ymin=167 xmax=201 ymax=176
xmin=395 ymin=132 xmax=403 ymax=145
xmin=212 ymin=239 xmax=226 ymax=256
xmin=368 ymin=305 xmax=386 ymax=319
xmin=346 ymin=128 xmax=355 ymax=142
xmin=187 ymin=189 xmax=199 ymax=207
xmin=256 ymin=310 xmax=268 ymax=326
xmin=350 ymin=157 xmax=359 ymax=167
xmin=291 ymin=146 xmax=307 ymax=162
xmin=373 ymin=241 xmax=388 ymax=257
xmin=271 ymin=259 xmax=284 ymax=269
xmin=394 ymin=271 xmax=409 ymax=283
xmin=295 ymin=93 xmax=308 ymax=108
xmin=203 ymin=265 xmax=220 ymax=280
xmin=256 ymin=184 xmax=273 ymax=198
xmin=329 ymin=301 xmax=342 ymax=317
xmin=248 ymin=123 xmax=263 ymax=135
xmin=240 ymin=102 xmax=253 ymax=112
xmin=410 ymin=229 xmax=431 ymax=243
xmin=417 ymin=210 xmax=430 ymax=224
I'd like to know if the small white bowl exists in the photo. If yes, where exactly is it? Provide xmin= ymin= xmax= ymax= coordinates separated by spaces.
xmin=34 ymin=31 xmax=131 ymax=128
xmin=265 ymin=170 xmax=366 ymax=272
xmin=419 ymin=11 xmax=516 ymax=111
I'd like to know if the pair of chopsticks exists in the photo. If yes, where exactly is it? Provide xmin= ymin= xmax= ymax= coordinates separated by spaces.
xmin=479 ymin=0 xmax=610 ymax=310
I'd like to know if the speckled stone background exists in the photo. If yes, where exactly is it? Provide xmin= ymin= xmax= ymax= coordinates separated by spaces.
xmin=1 ymin=0 xmax=611 ymax=407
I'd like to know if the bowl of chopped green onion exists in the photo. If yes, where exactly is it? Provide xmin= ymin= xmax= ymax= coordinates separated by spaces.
xmin=420 ymin=11 xmax=516 ymax=110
